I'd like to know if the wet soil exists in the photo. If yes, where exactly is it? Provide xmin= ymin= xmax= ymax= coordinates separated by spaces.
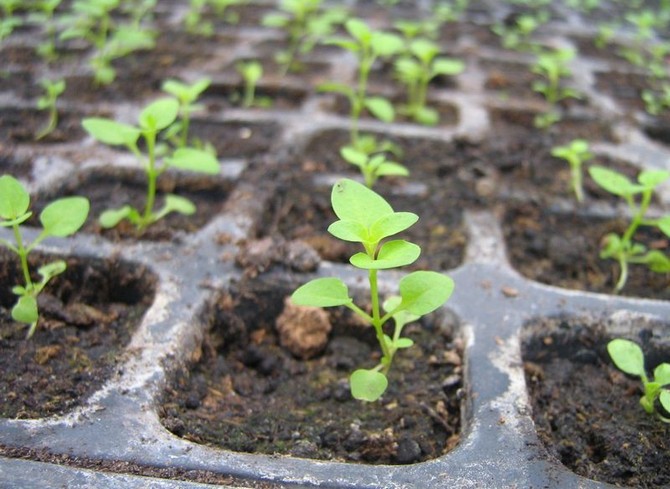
xmin=523 ymin=317 xmax=670 ymax=488
xmin=30 ymin=168 xmax=233 ymax=242
xmin=504 ymin=204 xmax=670 ymax=300
xmin=161 ymin=277 xmax=463 ymax=464
xmin=0 ymin=107 xmax=89 ymax=145
xmin=0 ymin=252 xmax=156 ymax=419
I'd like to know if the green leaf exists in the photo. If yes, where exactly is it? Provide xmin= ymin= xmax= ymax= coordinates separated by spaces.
xmin=262 ymin=12 xmax=289 ymax=27
xmin=350 ymin=368 xmax=388 ymax=401
xmin=162 ymin=194 xmax=196 ymax=216
xmin=655 ymin=363 xmax=670 ymax=386
xmin=345 ymin=18 xmax=370 ymax=42
xmin=608 ymin=339 xmax=646 ymax=377
xmin=340 ymin=146 xmax=368 ymax=167
xmin=99 ymin=205 xmax=136 ymax=228
xmin=167 ymin=148 xmax=220 ymax=174
xmin=395 ymin=337 xmax=414 ymax=348
xmin=350 ymin=240 xmax=420 ymax=269
xmin=331 ymin=179 xmax=393 ymax=228
xmin=414 ymin=107 xmax=439 ymax=126
xmin=369 ymin=212 xmax=418 ymax=241
xmin=371 ymin=32 xmax=403 ymax=56
xmin=323 ymin=37 xmax=360 ymax=52
xmin=328 ymin=219 xmax=368 ymax=242
xmin=638 ymin=169 xmax=670 ymax=189
xmin=364 ymin=96 xmax=394 ymax=122
xmin=82 ymin=118 xmax=140 ymax=146
xmin=317 ymin=82 xmax=355 ymax=98
xmin=432 ymin=58 xmax=465 ymax=76
xmin=642 ymin=250 xmax=670 ymax=273
xmin=376 ymin=162 xmax=409 ymax=177
xmin=38 ymin=260 xmax=66 ymax=282
xmin=292 ymin=277 xmax=352 ymax=307
xmin=397 ymin=271 xmax=454 ymax=315
xmin=589 ymin=166 xmax=643 ymax=197
xmin=139 ymin=97 xmax=180 ymax=132
xmin=657 ymin=216 xmax=670 ymax=237
xmin=660 ymin=390 xmax=670 ymax=414
xmin=0 ymin=174 xmax=30 ymax=220
xmin=12 ymin=295 xmax=38 ymax=324
xmin=40 ymin=196 xmax=89 ymax=237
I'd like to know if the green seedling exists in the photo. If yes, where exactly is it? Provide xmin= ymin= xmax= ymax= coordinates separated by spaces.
xmin=235 ymin=60 xmax=271 ymax=108
xmin=35 ymin=78 xmax=65 ymax=141
xmin=27 ymin=0 xmax=62 ymax=61
xmin=59 ymin=0 xmax=118 ymax=50
xmin=531 ymin=48 xmax=580 ymax=129
xmin=0 ymin=0 xmax=20 ymax=16
xmin=184 ymin=0 xmax=246 ymax=36
xmin=491 ymin=10 xmax=549 ymax=53
xmin=292 ymin=178 xmax=454 ymax=402
xmin=550 ymin=139 xmax=592 ymax=202
xmin=394 ymin=19 xmax=439 ymax=42
xmin=0 ymin=175 xmax=89 ymax=339
xmin=82 ymin=97 xmax=220 ymax=232
xmin=588 ymin=165 xmax=670 ymax=292
xmin=162 ymin=78 xmax=210 ymax=148
xmin=340 ymin=145 xmax=408 ymax=188
xmin=394 ymin=38 xmax=464 ymax=125
xmin=594 ymin=22 xmax=617 ymax=50
xmin=566 ymin=0 xmax=601 ymax=12
xmin=608 ymin=338 xmax=670 ymax=422
xmin=89 ymin=24 xmax=155 ymax=85
xmin=434 ymin=0 xmax=469 ymax=24
xmin=0 ymin=14 xmax=20 ymax=42
xmin=320 ymin=18 xmax=403 ymax=150
xmin=263 ymin=0 xmax=346 ymax=75
xmin=643 ymin=84 xmax=670 ymax=117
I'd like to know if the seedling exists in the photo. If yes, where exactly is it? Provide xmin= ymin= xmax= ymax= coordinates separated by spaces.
xmin=394 ymin=38 xmax=464 ymax=125
xmin=292 ymin=179 xmax=454 ymax=401
xmin=607 ymin=338 xmax=670 ymax=422
xmin=588 ymin=166 xmax=670 ymax=292
xmin=320 ymin=18 xmax=403 ymax=150
xmin=162 ymin=78 xmax=210 ymax=148
xmin=550 ymin=139 xmax=592 ymax=202
xmin=35 ymin=78 xmax=65 ymax=141
xmin=531 ymin=48 xmax=580 ymax=129
xmin=262 ymin=0 xmax=346 ymax=75
xmin=184 ymin=0 xmax=246 ymax=36
xmin=434 ymin=0 xmax=469 ymax=24
xmin=491 ymin=11 xmax=549 ymax=53
xmin=393 ymin=19 xmax=439 ymax=42
xmin=340 ymin=145 xmax=408 ymax=188
xmin=0 ymin=175 xmax=89 ymax=339
xmin=82 ymin=97 xmax=220 ymax=232
xmin=28 ymin=0 xmax=62 ymax=61
xmin=235 ymin=60 xmax=271 ymax=108
xmin=643 ymin=84 xmax=670 ymax=117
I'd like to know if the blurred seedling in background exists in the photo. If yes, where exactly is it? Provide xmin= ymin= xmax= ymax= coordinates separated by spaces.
xmin=292 ymin=179 xmax=454 ymax=402
xmin=235 ymin=60 xmax=272 ymax=108
xmin=588 ymin=166 xmax=670 ymax=292
xmin=532 ymin=48 xmax=580 ymax=129
xmin=0 ymin=175 xmax=89 ymax=339
xmin=82 ymin=97 xmax=220 ymax=232
xmin=608 ymin=338 xmax=670 ymax=422
xmin=491 ymin=10 xmax=549 ymax=53
xmin=35 ymin=78 xmax=66 ymax=141
xmin=550 ymin=139 xmax=592 ymax=202
xmin=340 ymin=145 xmax=408 ymax=188
xmin=184 ymin=0 xmax=247 ymax=36
xmin=162 ymin=78 xmax=211 ymax=148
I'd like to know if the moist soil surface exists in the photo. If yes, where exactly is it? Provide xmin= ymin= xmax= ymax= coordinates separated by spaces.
xmin=161 ymin=277 xmax=463 ymax=464
xmin=523 ymin=317 xmax=670 ymax=488
xmin=0 ymin=253 xmax=156 ymax=419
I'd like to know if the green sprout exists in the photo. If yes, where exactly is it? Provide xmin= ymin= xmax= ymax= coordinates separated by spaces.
xmin=394 ymin=38 xmax=464 ymax=125
xmin=184 ymin=0 xmax=246 ymax=36
xmin=565 ymin=0 xmax=601 ymax=12
xmin=393 ymin=19 xmax=439 ymax=42
xmin=28 ymin=0 xmax=62 ymax=61
xmin=235 ymin=60 xmax=272 ymax=108
xmin=82 ymin=97 xmax=220 ymax=232
xmin=550 ymin=139 xmax=592 ymax=202
xmin=162 ymin=78 xmax=211 ymax=148
xmin=292 ymin=178 xmax=454 ymax=402
xmin=320 ymin=18 xmax=403 ymax=150
xmin=491 ymin=10 xmax=549 ymax=53
xmin=340 ymin=145 xmax=408 ymax=188
xmin=35 ymin=78 xmax=66 ymax=141
xmin=262 ymin=0 xmax=346 ymax=75
xmin=434 ymin=0 xmax=469 ymax=24
xmin=0 ymin=15 xmax=20 ymax=42
xmin=608 ymin=338 xmax=670 ymax=422
xmin=594 ymin=22 xmax=617 ymax=50
xmin=588 ymin=166 xmax=670 ymax=292
xmin=0 ymin=175 xmax=89 ymax=339
xmin=643 ymin=83 xmax=670 ymax=117
xmin=531 ymin=48 xmax=580 ymax=129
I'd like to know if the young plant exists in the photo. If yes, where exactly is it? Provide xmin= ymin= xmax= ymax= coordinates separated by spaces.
xmin=28 ymin=0 xmax=62 ymax=61
xmin=491 ymin=10 xmax=549 ymax=53
xmin=82 ymin=98 xmax=220 ymax=232
xmin=588 ymin=166 xmax=670 ymax=292
xmin=340 ymin=145 xmax=408 ymax=188
xmin=394 ymin=38 xmax=464 ymax=125
xmin=550 ymin=139 xmax=592 ymax=202
xmin=607 ymin=338 xmax=670 ymax=422
xmin=162 ymin=78 xmax=211 ymax=148
xmin=184 ymin=0 xmax=246 ymax=36
xmin=531 ymin=48 xmax=580 ymax=129
xmin=292 ymin=178 xmax=454 ymax=402
xmin=262 ymin=0 xmax=346 ymax=75
xmin=235 ymin=60 xmax=271 ymax=108
xmin=0 ymin=175 xmax=89 ymax=339
xmin=434 ymin=0 xmax=469 ymax=24
xmin=320 ymin=18 xmax=403 ymax=150
xmin=35 ymin=78 xmax=66 ymax=141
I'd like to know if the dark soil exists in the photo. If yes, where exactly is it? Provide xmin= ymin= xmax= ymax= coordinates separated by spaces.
xmin=0 ymin=252 xmax=156 ymax=419
xmin=523 ymin=317 xmax=670 ymax=487
xmin=30 ymin=168 xmax=233 ymax=242
xmin=202 ymin=82 xmax=307 ymax=112
xmin=189 ymin=119 xmax=280 ymax=159
xmin=0 ymin=107 xmax=88 ymax=145
xmin=161 ymin=277 xmax=464 ymax=464
xmin=503 ymin=204 xmax=670 ymax=300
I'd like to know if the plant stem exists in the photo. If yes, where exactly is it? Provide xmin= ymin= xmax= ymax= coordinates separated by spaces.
xmin=12 ymin=223 xmax=32 ymax=290
xmin=142 ymin=131 xmax=158 ymax=229
xmin=570 ymin=159 xmax=584 ymax=202
xmin=368 ymin=268 xmax=392 ymax=372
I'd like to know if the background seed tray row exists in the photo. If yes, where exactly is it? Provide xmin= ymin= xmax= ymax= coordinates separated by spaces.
xmin=1 ymin=0 xmax=669 ymax=487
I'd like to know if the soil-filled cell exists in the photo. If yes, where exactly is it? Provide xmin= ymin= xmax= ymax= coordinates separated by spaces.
xmin=522 ymin=315 xmax=670 ymax=487
xmin=161 ymin=277 xmax=464 ymax=464
xmin=0 ymin=251 xmax=157 ymax=419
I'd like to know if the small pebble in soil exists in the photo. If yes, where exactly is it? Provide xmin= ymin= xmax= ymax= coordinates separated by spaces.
xmin=275 ymin=298 xmax=332 ymax=359
xmin=396 ymin=436 xmax=422 ymax=464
